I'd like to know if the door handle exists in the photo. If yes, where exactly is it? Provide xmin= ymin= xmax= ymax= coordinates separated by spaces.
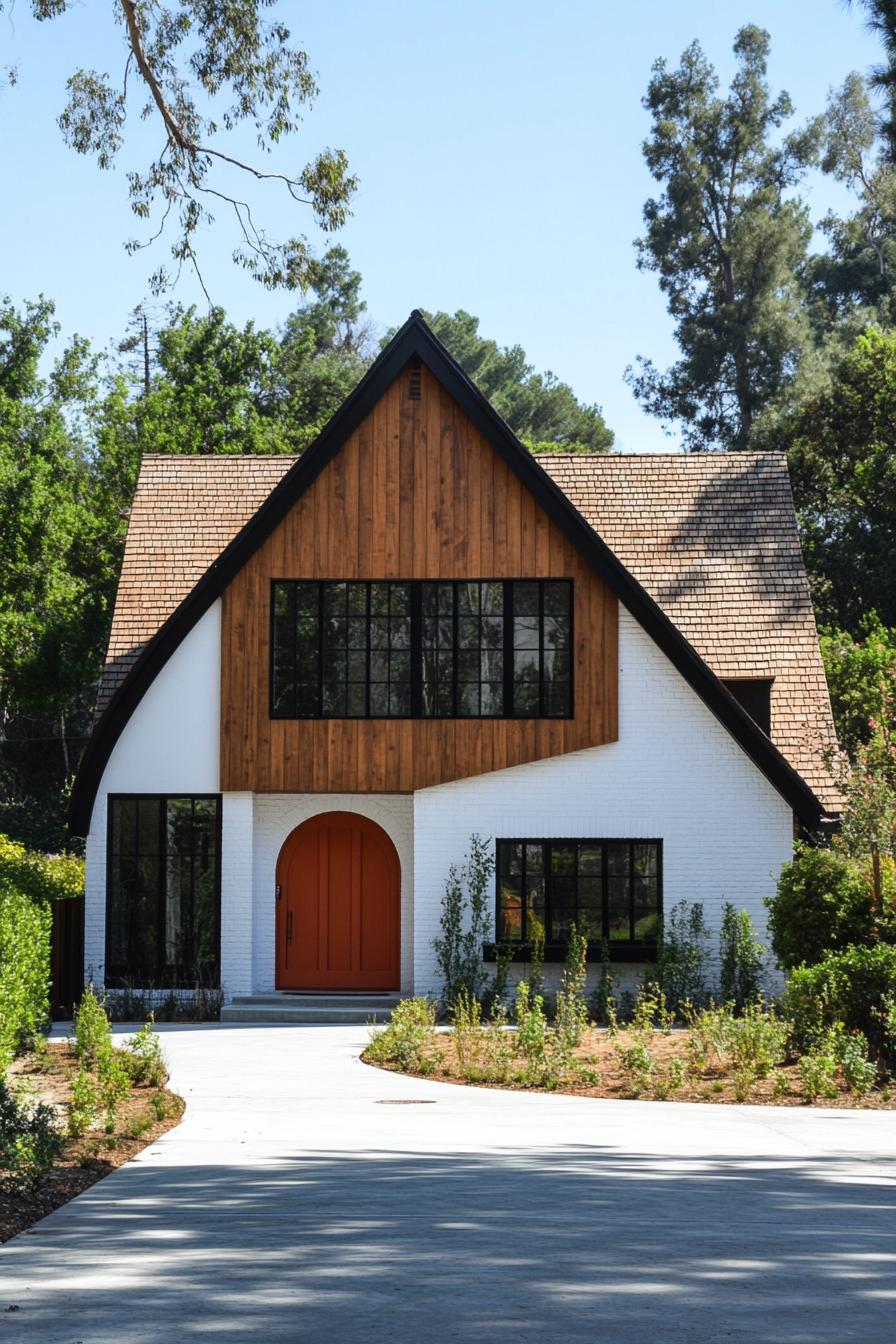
xmin=286 ymin=910 xmax=293 ymax=945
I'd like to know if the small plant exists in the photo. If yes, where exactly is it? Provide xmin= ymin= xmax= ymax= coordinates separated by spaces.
xmin=74 ymin=985 xmax=112 ymax=1068
xmin=728 ymin=1002 xmax=788 ymax=1080
xmin=632 ymin=982 xmax=675 ymax=1035
xmin=799 ymin=1049 xmax=840 ymax=1103
xmin=125 ymin=1016 xmax=167 ymax=1087
xmin=514 ymin=980 xmax=553 ymax=1084
xmin=67 ymin=1069 xmax=99 ymax=1138
xmin=616 ymin=1041 xmax=654 ymax=1097
xmin=432 ymin=834 xmax=495 ymax=1007
xmin=590 ymin=940 xmax=616 ymax=1026
xmin=527 ymin=930 xmax=545 ymax=1004
xmin=651 ymin=1057 xmax=686 ymax=1101
xmin=657 ymin=900 xmax=709 ymax=1015
xmin=733 ymin=1065 xmax=757 ymax=1103
xmin=0 ymin=1077 xmax=62 ymax=1192
xmin=150 ymin=1091 xmax=168 ymax=1122
xmin=487 ymin=942 xmax=515 ymax=1016
xmin=97 ymin=1045 xmax=132 ymax=1131
xmin=366 ymin=998 xmax=437 ymax=1073
xmin=832 ymin=1027 xmax=878 ymax=1096
xmin=555 ymin=924 xmax=589 ymax=1055
xmin=772 ymin=1070 xmax=790 ymax=1100
xmin=719 ymin=904 xmax=764 ymax=1012
xmin=451 ymin=988 xmax=483 ymax=1075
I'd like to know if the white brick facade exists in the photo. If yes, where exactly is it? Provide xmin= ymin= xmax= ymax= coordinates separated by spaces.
xmin=84 ymin=607 xmax=794 ymax=1001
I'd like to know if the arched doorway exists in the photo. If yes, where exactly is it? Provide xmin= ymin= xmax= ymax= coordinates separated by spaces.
xmin=275 ymin=812 xmax=400 ymax=991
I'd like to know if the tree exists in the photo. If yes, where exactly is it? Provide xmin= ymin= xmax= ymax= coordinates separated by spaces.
xmin=806 ymin=73 xmax=896 ymax=331
xmin=786 ymin=326 xmax=896 ymax=629
xmin=628 ymin=26 xmax=821 ymax=450
xmin=1 ymin=1 xmax=357 ymax=294
xmin=821 ymin=615 xmax=896 ymax=757
xmin=416 ymin=310 xmax=613 ymax=452
xmin=848 ymin=1 xmax=896 ymax=164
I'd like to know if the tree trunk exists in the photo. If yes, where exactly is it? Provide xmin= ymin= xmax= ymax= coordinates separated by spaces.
xmin=872 ymin=844 xmax=882 ymax=917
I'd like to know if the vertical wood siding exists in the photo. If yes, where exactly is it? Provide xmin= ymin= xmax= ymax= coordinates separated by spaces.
xmin=220 ymin=364 xmax=618 ymax=792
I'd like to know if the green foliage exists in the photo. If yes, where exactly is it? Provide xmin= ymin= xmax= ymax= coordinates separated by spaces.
xmin=555 ymin=925 xmax=589 ymax=1053
xmin=589 ymin=940 xmax=616 ymax=1027
xmin=67 ymin=1068 xmax=99 ymax=1138
xmin=632 ymin=982 xmax=675 ymax=1034
xmin=788 ymin=328 xmax=896 ymax=628
xmin=432 ymin=834 xmax=495 ymax=1008
xmin=629 ymin=25 xmax=821 ymax=450
xmin=798 ymin=1048 xmax=840 ymax=1102
xmin=73 ymin=985 xmax=112 ymax=1069
xmin=514 ymin=981 xmax=549 ymax=1069
xmin=0 ymin=881 xmax=52 ymax=1072
xmin=0 ymin=1077 xmax=62 ymax=1193
xmin=450 ymin=988 xmax=484 ymax=1074
xmin=0 ymin=834 xmax=84 ymax=904
xmin=656 ymin=901 xmax=709 ymax=1014
xmin=831 ymin=1026 xmax=879 ymax=1095
xmin=124 ymin=1017 xmax=168 ymax=1088
xmin=783 ymin=942 xmax=896 ymax=1067
xmin=821 ymin=616 xmax=896 ymax=758
xmin=4 ymin=1 xmax=357 ymax=293
xmin=769 ymin=843 xmax=896 ymax=970
xmin=97 ymin=1045 xmax=132 ymax=1131
xmin=720 ymin=904 xmax=764 ymax=1011
xmin=414 ymin=310 xmax=613 ymax=453
xmin=365 ymin=998 xmax=437 ymax=1073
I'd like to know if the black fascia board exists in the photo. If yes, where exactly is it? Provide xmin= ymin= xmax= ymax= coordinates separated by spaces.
xmin=68 ymin=310 xmax=827 ymax=835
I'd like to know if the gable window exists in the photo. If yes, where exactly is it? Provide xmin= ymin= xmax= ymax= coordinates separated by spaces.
xmin=495 ymin=839 xmax=661 ymax=956
xmin=723 ymin=678 xmax=773 ymax=736
xmin=106 ymin=796 xmax=221 ymax=987
xmin=271 ymin=579 xmax=572 ymax=719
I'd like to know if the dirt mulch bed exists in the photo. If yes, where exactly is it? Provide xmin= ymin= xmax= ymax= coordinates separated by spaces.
xmin=1 ymin=1041 xmax=184 ymax=1244
xmin=364 ymin=1027 xmax=896 ymax=1109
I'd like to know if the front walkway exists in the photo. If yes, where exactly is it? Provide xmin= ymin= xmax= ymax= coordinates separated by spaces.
xmin=2 ymin=1025 xmax=895 ymax=1343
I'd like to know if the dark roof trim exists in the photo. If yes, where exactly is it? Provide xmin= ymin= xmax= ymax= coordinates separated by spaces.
xmin=69 ymin=311 xmax=827 ymax=834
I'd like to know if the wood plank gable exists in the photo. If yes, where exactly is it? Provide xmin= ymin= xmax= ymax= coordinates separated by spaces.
xmin=220 ymin=363 xmax=619 ymax=793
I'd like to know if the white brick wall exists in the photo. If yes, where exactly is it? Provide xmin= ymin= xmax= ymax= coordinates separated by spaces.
xmin=220 ymin=793 xmax=255 ymax=998
xmin=411 ymin=610 xmax=794 ymax=999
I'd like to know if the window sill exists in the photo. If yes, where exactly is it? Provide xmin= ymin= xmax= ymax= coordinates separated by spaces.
xmin=482 ymin=941 xmax=657 ymax=964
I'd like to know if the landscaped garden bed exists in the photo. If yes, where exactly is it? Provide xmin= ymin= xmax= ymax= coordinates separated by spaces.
xmin=363 ymin=999 xmax=896 ymax=1109
xmin=1 ymin=995 xmax=183 ymax=1244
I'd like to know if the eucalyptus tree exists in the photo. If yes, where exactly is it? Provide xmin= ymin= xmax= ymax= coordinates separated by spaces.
xmin=628 ymin=26 xmax=822 ymax=450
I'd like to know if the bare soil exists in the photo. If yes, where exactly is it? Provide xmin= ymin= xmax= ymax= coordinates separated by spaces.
xmin=364 ymin=1026 xmax=896 ymax=1108
xmin=1 ymin=1041 xmax=184 ymax=1244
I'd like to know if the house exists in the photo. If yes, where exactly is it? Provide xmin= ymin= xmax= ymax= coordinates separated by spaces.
xmin=69 ymin=311 xmax=840 ymax=1016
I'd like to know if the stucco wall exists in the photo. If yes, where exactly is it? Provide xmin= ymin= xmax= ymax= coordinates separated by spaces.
xmin=83 ymin=602 xmax=222 ymax=985
xmin=411 ymin=609 xmax=794 ymax=999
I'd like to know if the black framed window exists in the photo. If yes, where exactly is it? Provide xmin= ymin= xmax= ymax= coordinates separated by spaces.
xmin=496 ymin=839 xmax=661 ymax=950
xmin=270 ymin=579 xmax=572 ymax=719
xmin=106 ymin=796 xmax=221 ymax=986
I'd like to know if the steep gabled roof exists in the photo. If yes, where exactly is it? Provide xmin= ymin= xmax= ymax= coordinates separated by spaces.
xmin=69 ymin=311 xmax=832 ymax=834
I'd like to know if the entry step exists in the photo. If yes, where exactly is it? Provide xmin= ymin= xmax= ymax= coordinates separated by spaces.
xmin=220 ymin=992 xmax=401 ymax=1024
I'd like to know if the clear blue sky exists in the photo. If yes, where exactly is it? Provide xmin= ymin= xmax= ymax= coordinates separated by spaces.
xmin=0 ymin=0 xmax=881 ymax=451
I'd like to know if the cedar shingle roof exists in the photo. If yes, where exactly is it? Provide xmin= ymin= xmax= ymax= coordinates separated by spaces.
xmin=98 ymin=450 xmax=839 ymax=811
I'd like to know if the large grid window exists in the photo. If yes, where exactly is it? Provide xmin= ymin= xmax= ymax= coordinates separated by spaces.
xmin=271 ymin=579 xmax=572 ymax=719
xmin=496 ymin=839 xmax=661 ymax=948
xmin=106 ymin=796 xmax=221 ymax=986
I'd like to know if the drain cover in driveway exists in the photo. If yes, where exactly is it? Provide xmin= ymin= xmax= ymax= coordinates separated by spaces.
xmin=375 ymin=1099 xmax=436 ymax=1104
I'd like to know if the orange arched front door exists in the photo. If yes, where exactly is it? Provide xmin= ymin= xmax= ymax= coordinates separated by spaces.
xmin=276 ymin=812 xmax=400 ymax=991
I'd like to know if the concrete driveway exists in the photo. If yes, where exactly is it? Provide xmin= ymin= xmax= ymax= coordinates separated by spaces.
xmin=1 ymin=1024 xmax=895 ymax=1343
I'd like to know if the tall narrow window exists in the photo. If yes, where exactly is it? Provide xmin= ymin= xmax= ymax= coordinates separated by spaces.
xmin=271 ymin=579 xmax=573 ymax=720
xmin=496 ymin=839 xmax=661 ymax=950
xmin=107 ymin=796 xmax=221 ymax=986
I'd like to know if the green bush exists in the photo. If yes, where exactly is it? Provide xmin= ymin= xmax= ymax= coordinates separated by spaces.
xmin=0 ymin=883 xmax=52 ymax=1072
xmin=432 ymin=834 xmax=495 ymax=1007
xmin=97 ymin=1047 xmax=132 ymax=1130
xmin=720 ymin=904 xmax=764 ymax=1011
xmin=656 ymin=900 xmax=710 ymax=1013
xmin=799 ymin=1049 xmax=840 ymax=1103
xmin=124 ymin=1017 xmax=167 ymax=1087
xmin=0 ymin=1077 xmax=62 ymax=1192
xmin=366 ymin=998 xmax=437 ymax=1072
xmin=783 ymin=943 xmax=896 ymax=1068
xmin=555 ymin=925 xmax=589 ymax=1053
xmin=0 ymin=835 xmax=84 ymax=905
xmin=768 ymin=845 xmax=896 ymax=971
xmin=68 ymin=1069 xmax=99 ymax=1137
xmin=74 ymin=985 xmax=112 ymax=1068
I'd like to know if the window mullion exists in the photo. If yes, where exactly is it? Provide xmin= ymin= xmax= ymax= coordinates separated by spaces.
xmin=538 ymin=581 xmax=545 ymax=716
xmin=503 ymin=581 xmax=513 ymax=717
xmin=629 ymin=842 xmax=635 ymax=941
xmin=157 ymin=799 xmax=167 ymax=985
xmin=602 ymin=841 xmax=608 ymax=943
xmin=451 ymin=582 xmax=459 ymax=716
xmin=410 ymin=583 xmax=423 ymax=717
xmin=316 ymin=583 xmax=324 ymax=716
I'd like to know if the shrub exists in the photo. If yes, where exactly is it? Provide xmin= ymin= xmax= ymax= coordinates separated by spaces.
xmin=783 ymin=943 xmax=896 ymax=1068
xmin=0 ymin=1077 xmax=62 ymax=1192
xmin=555 ymin=925 xmax=589 ymax=1054
xmin=432 ymin=834 xmax=495 ymax=1007
xmin=799 ymin=1049 xmax=839 ymax=1103
xmin=651 ymin=1057 xmax=685 ymax=1101
xmin=590 ymin=940 xmax=616 ymax=1027
xmin=97 ymin=1045 xmax=132 ymax=1130
xmin=727 ymin=1002 xmax=788 ymax=1080
xmin=68 ymin=1069 xmax=99 ymax=1137
xmin=657 ymin=901 xmax=710 ymax=1014
xmin=720 ymin=904 xmax=764 ymax=1011
xmin=451 ymin=988 xmax=483 ymax=1073
xmin=366 ymin=998 xmax=437 ymax=1072
xmin=832 ymin=1028 xmax=878 ymax=1096
xmin=0 ymin=835 xmax=84 ymax=905
xmin=768 ymin=845 xmax=896 ymax=971
xmin=632 ymin=982 xmax=675 ymax=1034
xmin=124 ymin=1017 xmax=167 ymax=1087
xmin=514 ymin=981 xmax=548 ymax=1071
xmin=74 ymin=985 xmax=112 ymax=1068
xmin=0 ymin=882 xmax=52 ymax=1071
xmin=615 ymin=1040 xmax=654 ymax=1097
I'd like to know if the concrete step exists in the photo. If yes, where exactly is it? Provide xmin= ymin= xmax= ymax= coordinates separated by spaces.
xmin=220 ymin=993 xmax=402 ymax=1024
